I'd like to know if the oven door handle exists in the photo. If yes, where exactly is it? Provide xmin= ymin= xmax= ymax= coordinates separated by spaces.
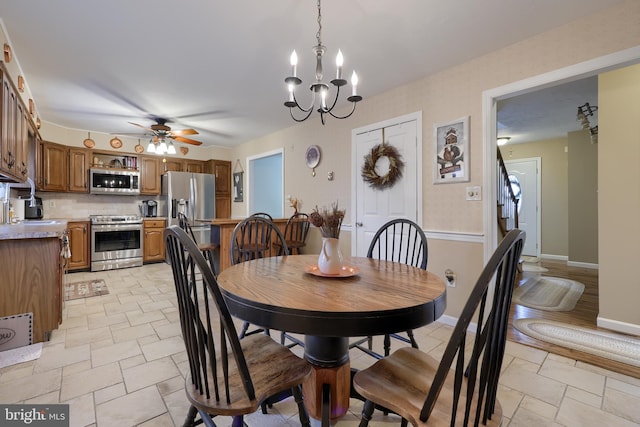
xmin=92 ymin=223 xmax=143 ymax=232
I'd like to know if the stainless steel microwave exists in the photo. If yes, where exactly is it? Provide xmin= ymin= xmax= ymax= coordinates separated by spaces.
xmin=90 ymin=168 xmax=140 ymax=195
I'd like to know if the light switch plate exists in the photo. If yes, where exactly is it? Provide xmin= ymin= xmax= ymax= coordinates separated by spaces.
xmin=466 ymin=186 xmax=481 ymax=201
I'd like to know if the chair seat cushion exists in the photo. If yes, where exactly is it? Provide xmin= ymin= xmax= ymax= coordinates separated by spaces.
xmin=185 ymin=334 xmax=311 ymax=416
xmin=353 ymin=347 xmax=503 ymax=426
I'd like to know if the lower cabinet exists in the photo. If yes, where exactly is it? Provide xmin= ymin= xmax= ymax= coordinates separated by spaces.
xmin=143 ymin=219 xmax=166 ymax=263
xmin=66 ymin=221 xmax=90 ymax=271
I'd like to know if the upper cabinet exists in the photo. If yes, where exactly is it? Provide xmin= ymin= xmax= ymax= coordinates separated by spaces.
xmin=140 ymin=156 xmax=160 ymax=195
xmin=39 ymin=142 xmax=90 ymax=193
xmin=1 ymin=65 xmax=33 ymax=182
xmin=40 ymin=141 xmax=68 ymax=192
xmin=68 ymin=147 xmax=90 ymax=192
xmin=206 ymin=159 xmax=231 ymax=218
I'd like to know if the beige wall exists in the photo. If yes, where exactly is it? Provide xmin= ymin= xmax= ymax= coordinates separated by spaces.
xmin=230 ymin=1 xmax=640 ymax=323
xmin=501 ymin=138 xmax=569 ymax=258
xmin=598 ymin=63 xmax=640 ymax=330
xmin=568 ymin=130 xmax=598 ymax=265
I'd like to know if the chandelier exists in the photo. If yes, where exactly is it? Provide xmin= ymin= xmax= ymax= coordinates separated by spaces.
xmin=147 ymin=137 xmax=176 ymax=155
xmin=284 ymin=0 xmax=362 ymax=125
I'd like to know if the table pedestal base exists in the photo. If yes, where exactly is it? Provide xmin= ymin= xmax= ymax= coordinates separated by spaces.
xmin=303 ymin=336 xmax=350 ymax=425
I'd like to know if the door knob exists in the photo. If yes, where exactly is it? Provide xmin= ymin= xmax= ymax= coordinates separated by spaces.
xmin=355 ymin=222 xmax=363 ymax=227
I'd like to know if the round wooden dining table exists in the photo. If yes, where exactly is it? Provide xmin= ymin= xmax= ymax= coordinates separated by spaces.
xmin=217 ymin=254 xmax=446 ymax=424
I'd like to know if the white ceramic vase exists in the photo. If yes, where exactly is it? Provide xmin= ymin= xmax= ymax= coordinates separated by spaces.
xmin=318 ymin=237 xmax=343 ymax=275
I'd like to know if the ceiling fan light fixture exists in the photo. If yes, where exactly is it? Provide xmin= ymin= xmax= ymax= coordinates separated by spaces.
xmin=158 ymin=139 xmax=168 ymax=154
xmin=167 ymin=141 xmax=176 ymax=155
xmin=147 ymin=140 xmax=156 ymax=153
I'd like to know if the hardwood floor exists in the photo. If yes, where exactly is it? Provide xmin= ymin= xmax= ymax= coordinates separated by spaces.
xmin=507 ymin=259 xmax=640 ymax=379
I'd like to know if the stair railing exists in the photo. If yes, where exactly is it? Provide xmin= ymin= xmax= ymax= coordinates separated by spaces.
xmin=497 ymin=148 xmax=519 ymax=234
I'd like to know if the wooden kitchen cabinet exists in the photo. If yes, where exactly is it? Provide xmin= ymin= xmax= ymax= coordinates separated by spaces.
xmin=206 ymin=159 xmax=231 ymax=218
xmin=1 ymin=64 xmax=31 ymax=182
xmin=184 ymin=160 xmax=205 ymax=173
xmin=162 ymin=158 xmax=183 ymax=173
xmin=40 ymin=141 xmax=68 ymax=191
xmin=68 ymin=147 xmax=90 ymax=193
xmin=143 ymin=218 xmax=166 ymax=263
xmin=66 ymin=221 xmax=90 ymax=271
xmin=0 ymin=235 xmax=62 ymax=343
xmin=140 ymin=156 xmax=161 ymax=195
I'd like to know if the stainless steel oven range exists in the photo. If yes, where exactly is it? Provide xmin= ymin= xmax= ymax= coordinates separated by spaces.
xmin=90 ymin=214 xmax=143 ymax=271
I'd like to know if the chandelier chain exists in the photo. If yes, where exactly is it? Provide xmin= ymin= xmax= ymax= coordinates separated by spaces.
xmin=316 ymin=0 xmax=322 ymax=46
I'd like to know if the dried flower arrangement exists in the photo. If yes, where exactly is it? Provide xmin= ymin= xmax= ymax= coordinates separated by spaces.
xmin=309 ymin=202 xmax=345 ymax=239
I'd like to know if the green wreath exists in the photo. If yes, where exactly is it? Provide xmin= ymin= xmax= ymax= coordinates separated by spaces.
xmin=361 ymin=143 xmax=404 ymax=189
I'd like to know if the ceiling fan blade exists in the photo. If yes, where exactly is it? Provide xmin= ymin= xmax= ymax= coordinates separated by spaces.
xmin=128 ymin=122 xmax=154 ymax=132
xmin=170 ymin=128 xmax=199 ymax=136
xmin=172 ymin=136 xmax=202 ymax=146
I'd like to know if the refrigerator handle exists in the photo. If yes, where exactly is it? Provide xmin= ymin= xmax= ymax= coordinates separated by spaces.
xmin=171 ymin=199 xmax=177 ymax=219
xmin=189 ymin=177 xmax=196 ymax=222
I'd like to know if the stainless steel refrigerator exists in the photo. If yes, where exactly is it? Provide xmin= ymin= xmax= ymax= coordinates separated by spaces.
xmin=162 ymin=171 xmax=216 ymax=244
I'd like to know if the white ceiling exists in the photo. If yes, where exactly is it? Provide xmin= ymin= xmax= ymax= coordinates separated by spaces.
xmin=1 ymin=0 xmax=615 ymax=148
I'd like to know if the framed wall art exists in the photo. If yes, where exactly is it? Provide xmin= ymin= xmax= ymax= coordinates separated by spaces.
xmin=233 ymin=172 xmax=243 ymax=202
xmin=433 ymin=116 xmax=469 ymax=184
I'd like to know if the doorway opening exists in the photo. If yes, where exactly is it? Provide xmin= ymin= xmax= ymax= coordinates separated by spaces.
xmin=246 ymin=149 xmax=284 ymax=218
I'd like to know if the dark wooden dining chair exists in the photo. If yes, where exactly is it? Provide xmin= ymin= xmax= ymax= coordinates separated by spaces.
xmin=177 ymin=212 xmax=219 ymax=275
xmin=165 ymin=226 xmax=311 ymax=427
xmin=250 ymin=212 xmax=273 ymax=222
xmin=230 ymin=216 xmax=289 ymax=339
xmin=275 ymin=212 xmax=310 ymax=255
xmin=350 ymin=218 xmax=429 ymax=359
xmin=353 ymin=229 xmax=525 ymax=427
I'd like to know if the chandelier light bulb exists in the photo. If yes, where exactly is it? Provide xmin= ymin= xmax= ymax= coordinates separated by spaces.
xmin=290 ymin=50 xmax=298 ymax=78
xmin=335 ymin=49 xmax=343 ymax=79
xmin=351 ymin=71 xmax=358 ymax=96
xmin=146 ymin=140 xmax=156 ymax=153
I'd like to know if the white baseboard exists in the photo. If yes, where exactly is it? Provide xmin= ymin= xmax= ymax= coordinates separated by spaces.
xmin=541 ymin=254 xmax=568 ymax=261
xmin=567 ymin=261 xmax=599 ymax=270
xmin=596 ymin=316 xmax=640 ymax=336
xmin=436 ymin=314 xmax=479 ymax=334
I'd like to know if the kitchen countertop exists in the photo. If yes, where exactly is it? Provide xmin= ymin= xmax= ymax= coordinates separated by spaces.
xmin=0 ymin=220 xmax=68 ymax=240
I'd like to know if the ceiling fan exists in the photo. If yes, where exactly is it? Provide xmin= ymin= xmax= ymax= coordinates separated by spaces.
xmin=128 ymin=118 xmax=203 ymax=146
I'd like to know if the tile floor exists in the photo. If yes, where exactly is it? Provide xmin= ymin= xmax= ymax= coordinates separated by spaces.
xmin=1 ymin=263 xmax=639 ymax=427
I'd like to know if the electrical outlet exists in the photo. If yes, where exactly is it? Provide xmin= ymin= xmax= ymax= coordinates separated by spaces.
xmin=445 ymin=269 xmax=456 ymax=287
xmin=465 ymin=186 xmax=481 ymax=201
xmin=48 ymin=200 xmax=55 ymax=208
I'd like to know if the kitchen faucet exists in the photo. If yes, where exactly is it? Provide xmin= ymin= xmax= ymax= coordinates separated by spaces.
xmin=26 ymin=177 xmax=36 ymax=207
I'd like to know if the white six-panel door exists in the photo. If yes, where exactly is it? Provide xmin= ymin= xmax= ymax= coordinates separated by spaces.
xmin=353 ymin=117 xmax=420 ymax=257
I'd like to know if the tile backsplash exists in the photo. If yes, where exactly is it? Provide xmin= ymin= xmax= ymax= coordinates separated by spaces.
xmin=34 ymin=192 xmax=165 ymax=219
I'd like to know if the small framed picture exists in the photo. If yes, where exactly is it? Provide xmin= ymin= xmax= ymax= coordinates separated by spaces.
xmin=433 ymin=116 xmax=469 ymax=184
xmin=233 ymin=172 xmax=244 ymax=202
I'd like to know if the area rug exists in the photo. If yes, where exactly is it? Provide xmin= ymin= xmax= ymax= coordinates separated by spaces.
xmin=64 ymin=279 xmax=109 ymax=301
xmin=513 ymin=276 xmax=584 ymax=311
xmin=514 ymin=319 xmax=640 ymax=368
xmin=0 ymin=342 xmax=42 ymax=369
xmin=521 ymin=255 xmax=540 ymax=263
